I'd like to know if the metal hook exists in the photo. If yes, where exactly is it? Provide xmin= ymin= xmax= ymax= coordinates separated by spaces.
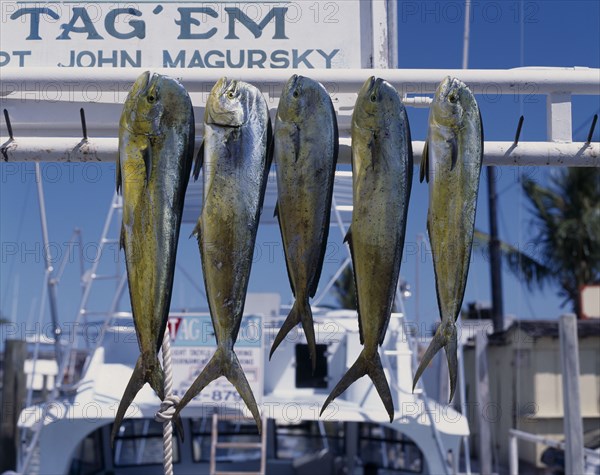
xmin=1 ymin=109 xmax=15 ymax=161
xmin=3 ymin=109 xmax=14 ymax=141
xmin=513 ymin=115 xmax=524 ymax=145
xmin=80 ymin=108 xmax=88 ymax=141
xmin=586 ymin=114 xmax=597 ymax=144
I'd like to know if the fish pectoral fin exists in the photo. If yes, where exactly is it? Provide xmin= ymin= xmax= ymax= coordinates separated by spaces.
xmin=292 ymin=124 xmax=301 ymax=162
xmin=119 ymin=223 xmax=126 ymax=251
xmin=116 ymin=152 xmax=122 ymax=193
xmin=449 ymin=136 xmax=458 ymax=171
xmin=419 ymin=140 xmax=429 ymax=183
xmin=266 ymin=114 xmax=275 ymax=169
xmin=321 ymin=350 xmax=394 ymax=422
xmin=192 ymin=140 xmax=203 ymax=182
xmin=142 ymin=145 xmax=152 ymax=186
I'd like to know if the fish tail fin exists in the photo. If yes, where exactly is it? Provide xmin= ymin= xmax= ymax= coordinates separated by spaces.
xmin=321 ymin=349 xmax=394 ymax=422
xmin=412 ymin=320 xmax=458 ymax=402
xmin=174 ymin=346 xmax=262 ymax=434
xmin=111 ymin=356 xmax=162 ymax=447
xmin=224 ymin=349 xmax=263 ymax=434
xmin=444 ymin=327 xmax=458 ymax=403
xmin=269 ymin=298 xmax=317 ymax=372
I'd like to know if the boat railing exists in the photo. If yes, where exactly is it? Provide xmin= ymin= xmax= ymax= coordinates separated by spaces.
xmin=508 ymin=428 xmax=600 ymax=475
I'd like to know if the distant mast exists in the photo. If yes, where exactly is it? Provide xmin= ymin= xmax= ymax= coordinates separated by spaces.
xmin=462 ymin=0 xmax=504 ymax=331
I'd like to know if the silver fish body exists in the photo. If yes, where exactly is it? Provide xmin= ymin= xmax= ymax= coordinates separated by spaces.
xmin=270 ymin=75 xmax=339 ymax=369
xmin=112 ymin=71 xmax=195 ymax=444
xmin=413 ymin=76 xmax=483 ymax=402
xmin=174 ymin=78 xmax=272 ymax=433
xmin=321 ymin=77 xmax=413 ymax=421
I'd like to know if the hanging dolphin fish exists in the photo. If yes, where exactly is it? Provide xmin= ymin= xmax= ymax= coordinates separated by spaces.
xmin=112 ymin=71 xmax=197 ymax=445
xmin=269 ymin=75 xmax=338 ymax=370
xmin=173 ymin=78 xmax=272 ymax=433
xmin=321 ymin=77 xmax=413 ymax=421
xmin=412 ymin=76 xmax=483 ymax=402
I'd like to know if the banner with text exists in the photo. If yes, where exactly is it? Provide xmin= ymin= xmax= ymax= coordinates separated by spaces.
xmin=0 ymin=1 xmax=365 ymax=69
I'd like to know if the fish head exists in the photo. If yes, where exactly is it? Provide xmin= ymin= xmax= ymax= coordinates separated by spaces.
xmin=432 ymin=76 xmax=473 ymax=125
xmin=121 ymin=72 xmax=190 ymax=135
xmin=353 ymin=76 xmax=401 ymax=130
xmin=277 ymin=75 xmax=327 ymax=123
xmin=205 ymin=77 xmax=248 ymax=127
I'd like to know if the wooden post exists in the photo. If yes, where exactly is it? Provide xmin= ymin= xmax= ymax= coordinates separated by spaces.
xmin=559 ymin=314 xmax=584 ymax=474
xmin=475 ymin=332 xmax=492 ymax=475
xmin=1 ymin=339 xmax=27 ymax=472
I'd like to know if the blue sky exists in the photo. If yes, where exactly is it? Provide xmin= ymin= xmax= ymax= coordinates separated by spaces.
xmin=1 ymin=1 xmax=599 ymax=340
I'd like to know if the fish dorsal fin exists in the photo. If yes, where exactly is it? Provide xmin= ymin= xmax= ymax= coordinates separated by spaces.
xmin=449 ymin=136 xmax=458 ymax=171
xmin=344 ymin=227 xmax=364 ymax=345
xmin=343 ymin=227 xmax=351 ymax=244
xmin=190 ymin=218 xmax=201 ymax=240
xmin=142 ymin=145 xmax=152 ymax=185
xmin=419 ymin=140 xmax=429 ymax=183
xmin=192 ymin=140 xmax=203 ymax=182
xmin=273 ymin=201 xmax=279 ymax=218
xmin=116 ymin=152 xmax=122 ymax=193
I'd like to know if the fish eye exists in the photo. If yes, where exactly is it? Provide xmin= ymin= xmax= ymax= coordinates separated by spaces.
xmin=147 ymin=95 xmax=156 ymax=103
xmin=293 ymin=90 xmax=299 ymax=98
xmin=227 ymin=91 xmax=236 ymax=99
xmin=370 ymin=94 xmax=377 ymax=102
xmin=448 ymin=93 xmax=457 ymax=103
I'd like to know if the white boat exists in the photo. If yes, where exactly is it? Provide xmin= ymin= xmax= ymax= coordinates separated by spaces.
xmin=18 ymin=304 xmax=469 ymax=475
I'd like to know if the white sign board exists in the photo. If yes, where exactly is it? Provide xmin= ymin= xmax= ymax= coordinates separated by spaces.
xmin=581 ymin=285 xmax=600 ymax=319
xmin=168 ymin=314 xmax=263 ymax=405
xmin=0 ymin=1 xmax=368 ymax=69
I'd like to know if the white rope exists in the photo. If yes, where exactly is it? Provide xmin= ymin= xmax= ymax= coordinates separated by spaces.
xmin=155 ymin=328 xmax=180 ymax=475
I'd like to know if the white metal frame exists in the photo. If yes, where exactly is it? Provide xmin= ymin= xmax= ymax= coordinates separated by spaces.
xmin=2 ymin=67 xmax=599 ymax=166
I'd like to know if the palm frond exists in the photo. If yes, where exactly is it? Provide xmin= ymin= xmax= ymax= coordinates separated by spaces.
xmin=474 ymin=230 xmax=553 ymax=289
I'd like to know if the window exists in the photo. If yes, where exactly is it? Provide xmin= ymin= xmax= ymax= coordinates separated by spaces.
xmin=358 ymin=423 xmax=423 ymax=473
xmin=190 ymin=417 xmax=261 ymax=467
xmin=68 ymin=428 xmax=104 ymax=475
xmin=276 ymin=420 xmax=344 ymax=459
xmin=295 ymin=344 xmax=328 ymax=388
xmin=112 ymin=419 xmax=179 ymax=466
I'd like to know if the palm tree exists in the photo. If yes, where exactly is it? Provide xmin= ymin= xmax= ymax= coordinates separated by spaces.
xmin=481 ymin=167 xmax=600 ymax=318
xmin=333 ymin=168 xmax=599 ymax=318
